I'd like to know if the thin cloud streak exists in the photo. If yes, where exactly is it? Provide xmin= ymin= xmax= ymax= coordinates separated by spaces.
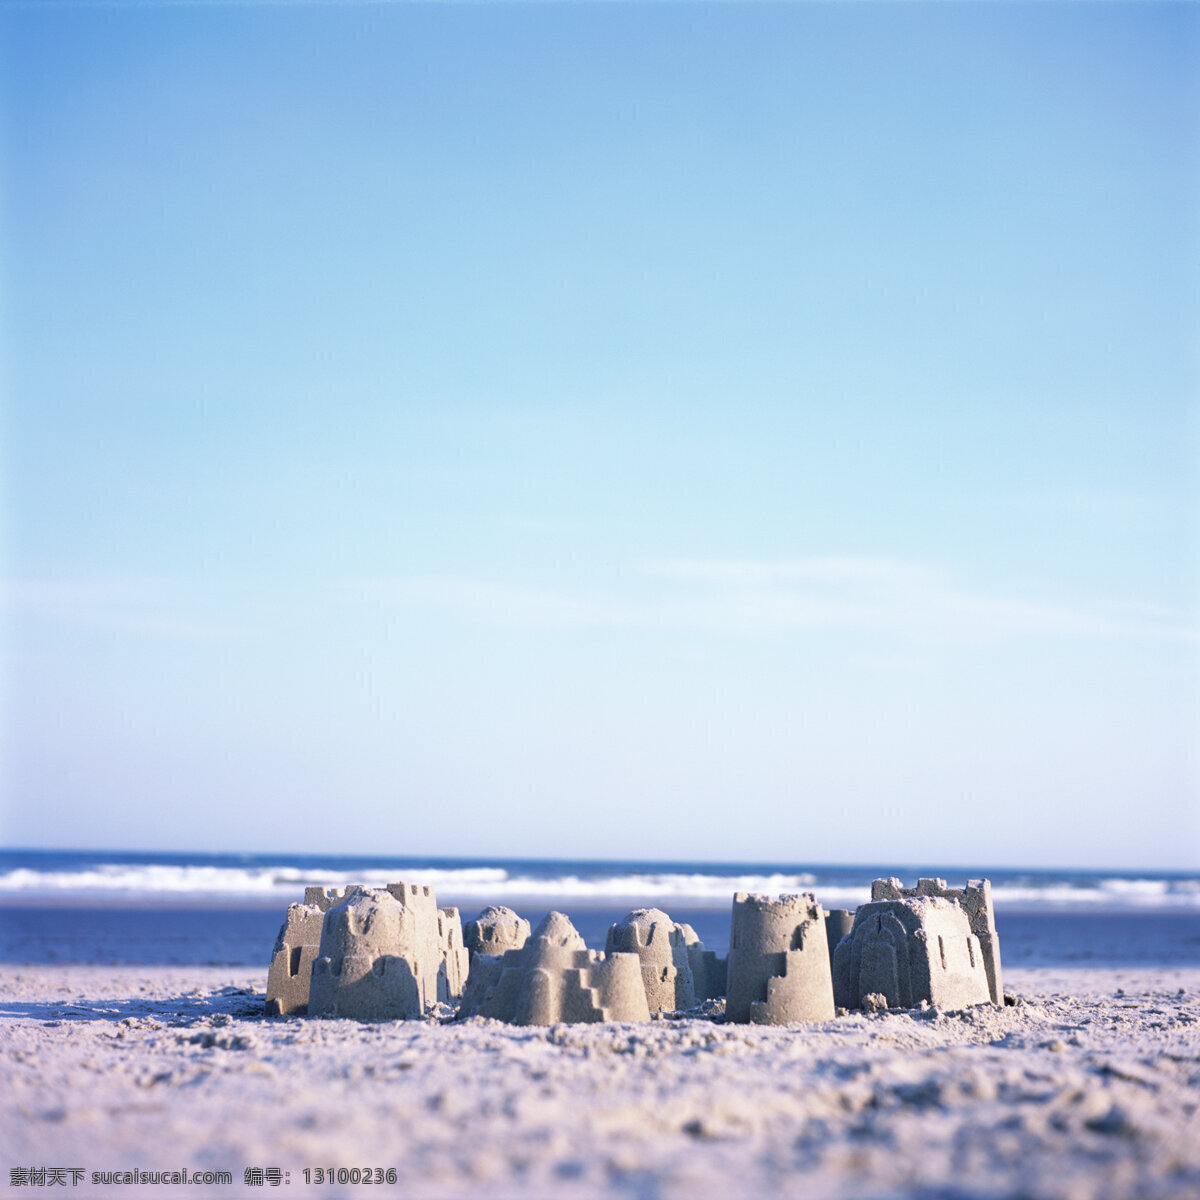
xmin=7 ymin=560 xmax=1195 ymax=644
xmin=352 ymin=558 xmax=1200 ymax=644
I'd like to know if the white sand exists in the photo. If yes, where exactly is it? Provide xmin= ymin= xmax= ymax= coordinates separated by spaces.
xmin=3 ymin=965 xmax=1199 ymax=1199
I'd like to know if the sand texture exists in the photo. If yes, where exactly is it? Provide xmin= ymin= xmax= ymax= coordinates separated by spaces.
xmin=3 ymin=965 xmax=1199 ymax=1199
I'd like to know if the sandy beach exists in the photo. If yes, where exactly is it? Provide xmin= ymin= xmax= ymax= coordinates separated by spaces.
xmin=3 ymin=964 xmax=1198 ymax=1200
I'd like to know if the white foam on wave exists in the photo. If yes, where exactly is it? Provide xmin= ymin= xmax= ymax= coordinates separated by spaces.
xmin=0 ymin=864 xmax=826 ymax=907
xmin=0 ymin=864 xmax=1196 ymax=911
xmin=0 ymin=864 xmax=509 ymax=902
xmin=991 ymin=879 xmax=1200 ymax=909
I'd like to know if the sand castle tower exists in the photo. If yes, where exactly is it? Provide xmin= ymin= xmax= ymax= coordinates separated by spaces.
xmin=824 ymin=909 xmax=855 ymax=972
xmin=464 ymin=905 xmax=531 ymax=957
xmin=437 ymin=907 xmax=470 ymax=1002
xmin=265 ymin=902 xmax=327 ymax=1017
xmin=868 ymin=877 xmax=1002 ymax=1005
xmin=459 ymin=905 xmax=533 ymax=1015
xmin=606 ymin=908 xmax=696 ymax=1013
xmin=381 ymin=882 xmax=467 ymax=1005
xmin=458 ymin=911 xmax=651 ymax=1026
xmin=832 ymin=893 xmax=992 ymax=1012
xmin=676 ymin=922 xmax=728 ymax=1000
xmin=308 ymin=886 xmax=444 ymax=1020
xmin=726 ymin=893 xmax=836 ymax=1024
xmin=265 ymin=886 xmax=359 ymax=1017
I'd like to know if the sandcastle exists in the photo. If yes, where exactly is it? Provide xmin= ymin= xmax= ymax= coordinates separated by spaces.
xmin=306 ymin=888 xmax=431 ymax=1020
xmin=605 ymin=908 xmax=696 ymax=1013
xmin=868 ymin=877 xmax=1002 ymax=1004
xmin=831 ymin=877 xmax=1001 ymax=1012
xmin=458 ymin=905 xmax=533 ymax=1015
xmin=726 ymin=892 xmax=836 ymax=1024
xmin=832 ymin=896 xmax=991 ymax=1012
xmin=266 ymin=882 xmax=468 ymax=1019
xmin=268 ymin=886 xmax=726 ymax=1024
xmin=264 ymin=873 xmax=1002 ymax=1023
xmin=459 ymin=912 xmax=650 ymax=1025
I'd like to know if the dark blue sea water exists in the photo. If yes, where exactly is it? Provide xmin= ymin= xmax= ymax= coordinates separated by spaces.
xmin=2 ymin=903 xmax=1199 ymax=970
xmin=1 ymin=848 xmax=1197 ymax=968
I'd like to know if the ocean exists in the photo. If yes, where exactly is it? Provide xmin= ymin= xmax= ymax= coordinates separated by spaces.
xmin=1 ymin=848 xmax=1197 ymax=970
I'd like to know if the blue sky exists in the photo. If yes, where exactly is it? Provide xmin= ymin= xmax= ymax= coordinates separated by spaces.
xmin=1 ymin=1 xmax=1197 ymax=869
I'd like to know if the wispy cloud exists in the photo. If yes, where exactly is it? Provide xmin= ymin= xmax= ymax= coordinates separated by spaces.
xmin=8 ymin=559 xmax=1195 ymax=645
xmin=348 ymin=557 xmax=1200 ymax=644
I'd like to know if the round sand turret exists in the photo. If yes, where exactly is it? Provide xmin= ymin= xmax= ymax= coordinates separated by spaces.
xmin=605 ymin=908 xmax=696 ymax=1012
xmin=464 ymin=905 xmax=531 ymax=958
xmin=726 ymin=892 xmax=835 ymax=1024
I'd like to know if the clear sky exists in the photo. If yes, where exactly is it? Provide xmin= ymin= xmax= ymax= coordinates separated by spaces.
xmin=1 ymin=0 xmax=1197 ymax=870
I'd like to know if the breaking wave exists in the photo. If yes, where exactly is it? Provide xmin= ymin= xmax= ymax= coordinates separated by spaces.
xmin=0 ymin=856 xmax=1197 ymax=912
xmin=0 ymin=863 xmax=826 ymax=907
